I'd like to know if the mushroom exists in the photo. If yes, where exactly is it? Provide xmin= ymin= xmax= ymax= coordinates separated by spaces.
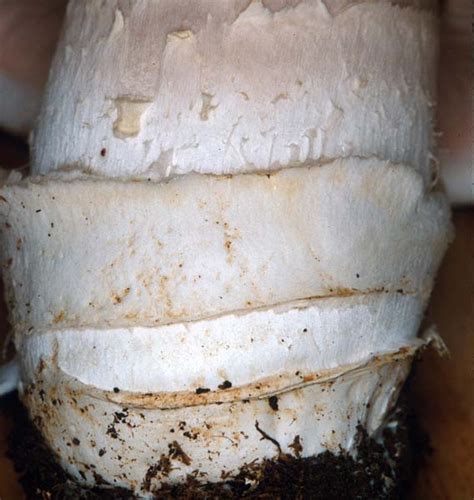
xmin=0 ymin=0 xmax=452 ymax=496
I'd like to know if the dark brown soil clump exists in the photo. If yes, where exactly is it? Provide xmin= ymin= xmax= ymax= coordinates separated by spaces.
xmin=0 ymin=391 xmax=427 ymax=499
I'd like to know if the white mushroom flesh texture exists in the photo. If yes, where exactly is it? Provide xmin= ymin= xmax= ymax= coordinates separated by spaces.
xmin=0 ymin=0 xmax=452 ymax=496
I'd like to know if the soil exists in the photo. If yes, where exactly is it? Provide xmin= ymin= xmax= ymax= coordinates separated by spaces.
xmin=0 ymin=391 xmax=428 ymax=500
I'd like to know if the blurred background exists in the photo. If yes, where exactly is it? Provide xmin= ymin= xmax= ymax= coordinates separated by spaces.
xmin=0 ymin=0 xmax=472 ymax=498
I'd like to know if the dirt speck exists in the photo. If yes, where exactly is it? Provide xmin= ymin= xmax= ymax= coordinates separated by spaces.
xmin=268 ymin=396 xmax=279 ymax=411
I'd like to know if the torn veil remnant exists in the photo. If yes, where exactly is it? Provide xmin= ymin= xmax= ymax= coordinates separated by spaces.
xmin=0 ymin=0 xmax=452 ymax=496
xmin=112 ymin=97 xmax=152 ymax=139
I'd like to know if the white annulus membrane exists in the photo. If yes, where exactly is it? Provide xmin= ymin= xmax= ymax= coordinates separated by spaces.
xmin=21 ymin=293 xmax=423 ymax=399
xmin=0 ymin=159 xmax=450 ymax=334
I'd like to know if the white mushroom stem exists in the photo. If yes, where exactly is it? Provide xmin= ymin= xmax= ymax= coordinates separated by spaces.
xmin=32 ymin=0 xmax=439 ymax=182
xmin=0 ymin=0 xmax=452 ymax=496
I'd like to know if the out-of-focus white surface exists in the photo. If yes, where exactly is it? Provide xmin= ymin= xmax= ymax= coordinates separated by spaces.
xmin=0 ymin=359 xmax=19 ymax=396
xmin=0 ymin=75 xmax=41 ymax=134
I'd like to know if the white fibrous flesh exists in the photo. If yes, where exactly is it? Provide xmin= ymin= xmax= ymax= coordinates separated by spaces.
xmin=0 ymin=0 xmax=452 ymax=496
